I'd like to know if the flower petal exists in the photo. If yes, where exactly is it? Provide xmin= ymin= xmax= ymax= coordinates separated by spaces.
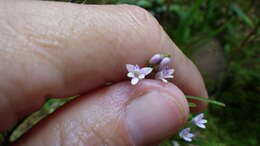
xmin=183 ymin=133 xmax=194 ymax=142
xmin=192 ymin=113 xmax=204 ymax=122
xmin=164 ymin=75 xmax=174 ymax=78
xmin=138 ymin=74 xmax=145 ymax=79
xmin=167 ymin=69 xmax=175 ymax=74
xmin=131 ymin=77 xmax=139 ymax=85
xmin=161 ymin=78 xmax=168 ymax=83
xmin=127 ymin=72 xmax=135 ymax=78
xmin=140 ymin=67 xmax=153 ymax=75
xmin=197 ymin=123 xmax=206 ymax=128
xmin=183 ymin=137 xmax=192 ymax=142
xmin=126 ymin=64 xmax=136 ymax=72
xmin=197 ymin=113 xmax=204 ymax=119
xmin=179 ymin=128 xmax=190 ymax=137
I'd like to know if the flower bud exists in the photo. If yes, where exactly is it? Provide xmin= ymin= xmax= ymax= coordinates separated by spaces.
xmin=149 ymin=54 xmax=163 ymax=64
xmin=159 ymin=57 xmax=171 ymax=69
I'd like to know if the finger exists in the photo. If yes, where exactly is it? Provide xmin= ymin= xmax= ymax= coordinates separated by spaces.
xmin=14 ymin=80 xmax=189 ymax=146
xmin=0 ymin=1 xmax=206 ymax=131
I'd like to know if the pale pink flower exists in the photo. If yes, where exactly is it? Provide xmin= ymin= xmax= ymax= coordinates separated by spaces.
xmin=191 ymin=113 xmax=207 ymax=129
xmin=126 ymin=64 xmax=153 ymax=85
xmin=155 ymin=68 xmax=174 ymax=83
xmin=179 ymin=128 xmax=194 ymax=142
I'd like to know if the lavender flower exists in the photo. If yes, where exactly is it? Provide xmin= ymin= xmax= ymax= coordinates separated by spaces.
xmin=159 ymin=57 xmax=171 ymax=69
xmin=126 ymin=64 xmax=153 ymax=85
xmin=149 ymin=54 xmax=163 ymax=64
xmin=191 ymin=113 xmax=207 ymax=129
xmin=155 ymin=68 xmax=174 ymax=83
xmin=179 ymin=128 xmax=194 ymax=142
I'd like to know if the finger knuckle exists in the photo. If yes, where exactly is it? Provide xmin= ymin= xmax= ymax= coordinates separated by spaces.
xmin=122 ymin=5 xmax=153 ymax=21
xmin=121 ymin=4 xmax=161 ymax=30
xmin=118 ymin=4 xmax=165 ymax=51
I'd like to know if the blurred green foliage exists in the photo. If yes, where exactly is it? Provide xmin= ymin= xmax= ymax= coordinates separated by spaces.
xmin=1 ymin=0 xmax=259 ymax=145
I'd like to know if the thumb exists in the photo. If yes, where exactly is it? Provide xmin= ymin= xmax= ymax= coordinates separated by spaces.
xmin=14 ymin=80 xmax=189 ymax=146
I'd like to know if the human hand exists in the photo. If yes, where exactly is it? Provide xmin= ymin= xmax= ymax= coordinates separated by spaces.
xmin=0 ymin=1 xmax=208 ymax=145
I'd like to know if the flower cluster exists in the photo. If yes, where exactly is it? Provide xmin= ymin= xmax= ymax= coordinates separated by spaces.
xmin=126 ymin=53 xmax=174 ymax=85
xmin=179 ymin=113 xmax=207 ymax=142
xmin=150 ymin=54 xmax=175 ymax=83
xmin=126 ymin=54 xmax=211 ymax=145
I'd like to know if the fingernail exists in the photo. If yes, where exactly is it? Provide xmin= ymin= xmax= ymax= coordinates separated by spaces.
xmin=126 ymin=91 xmax=188 ymax=145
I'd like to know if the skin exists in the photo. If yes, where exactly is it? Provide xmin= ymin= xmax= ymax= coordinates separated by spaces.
xmin=0 ymin=0 xmax=207 ymax=145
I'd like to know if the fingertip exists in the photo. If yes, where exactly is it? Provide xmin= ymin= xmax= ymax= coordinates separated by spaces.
xmin=124 ymin=80 xmax=190 ymax=145
xmin=134 ymin=80 xmax=190 ymax=117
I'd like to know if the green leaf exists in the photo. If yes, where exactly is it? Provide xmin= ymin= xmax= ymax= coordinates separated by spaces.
xmin=230 ymin=4 xmax=254 ymax=28
xmin=137 ymin=0 xmax=153 ymax=8
xmin=186 ymin=96 xmax=226 ymax=107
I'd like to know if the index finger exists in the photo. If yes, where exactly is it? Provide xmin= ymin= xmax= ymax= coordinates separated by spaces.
xmin=0 ymin=1 xmax=207 ymax=131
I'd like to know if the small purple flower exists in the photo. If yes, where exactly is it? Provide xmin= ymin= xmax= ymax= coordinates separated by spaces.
xmin=159 ymin=57 xmax=171 ymax=69
xmin=155 ymin=68 xmax=174 ymax=83
xmin=191 ymin=113 xmax=207 ymax=129
xmin=179 ymin=128 xmax=194 ymax=142
xmin=149 ymin=54 xmax=163 ymax=64
xmin=126 ymin=64 xmax=153 ymax=85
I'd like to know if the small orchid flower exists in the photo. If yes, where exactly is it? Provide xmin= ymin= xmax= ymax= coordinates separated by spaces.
xmin=159 ymin=57 xmax=171 ymax=69
xmin=155 ymin=68 xmax=174 ymax=83
xmin=149 ymin=54 xmax=163 ymax=64
xmin=192 ymin=113 xmax=207 ymax=129
xmin=126 ymin=64 xmax=153 ymax=85
xmin=179 ymin=128 xmax=194 ymax=142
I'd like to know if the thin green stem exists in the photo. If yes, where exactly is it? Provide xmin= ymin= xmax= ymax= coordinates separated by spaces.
xmin=186 ymin=96 xmax=226 ymax=107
